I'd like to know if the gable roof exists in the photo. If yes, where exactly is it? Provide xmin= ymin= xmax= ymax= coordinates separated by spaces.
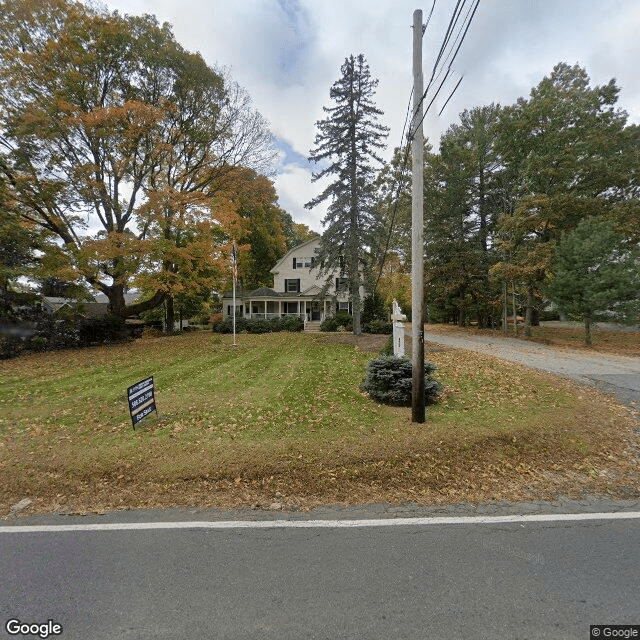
xmin=270 ymin=237 xmax=321 ymax=274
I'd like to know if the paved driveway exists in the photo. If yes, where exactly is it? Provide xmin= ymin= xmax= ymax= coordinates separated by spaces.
xmin=418 ymin=327 xmax=640 ymax=413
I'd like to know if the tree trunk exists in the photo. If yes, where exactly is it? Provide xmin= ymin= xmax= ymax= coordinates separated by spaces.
xmin=524 ymin=286 xmax=534 ymax=337
xmin=502 ymin=280 xmax=508 ymax=334
xmin=106 ymin=284 xmax=127 ymax=317
xmin=166 ymin=296 xmax=175 ymax=334
xmin=512 ymin=281 xmax=518 ymax=336
xmin=584 ymin=314 xmax=592 ymax=346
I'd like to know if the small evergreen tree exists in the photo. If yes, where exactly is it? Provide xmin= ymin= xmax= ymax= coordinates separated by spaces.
xmin=361 ymin=356 xmax=441 ymax=406
xmin=305 ymin=54 xmax=389 ymax=335
xmin=545 ymin=218 xmax=640 ymax=345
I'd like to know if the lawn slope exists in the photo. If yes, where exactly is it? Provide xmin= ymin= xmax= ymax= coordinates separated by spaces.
xmin=1 ymin=332 xmax=638 ymax=514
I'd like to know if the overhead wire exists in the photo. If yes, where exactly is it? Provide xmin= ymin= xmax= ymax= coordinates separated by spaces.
xmin=374 ymin=0 xmax=481 ymax=291
xmin=408 ymin=0 xmax=480 ymax=142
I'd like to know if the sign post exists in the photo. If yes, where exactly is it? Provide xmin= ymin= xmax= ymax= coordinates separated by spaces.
xmin=127 ymin=376 xmax=157 ymax=429
xmin=391 ymin=299 xmax=407 ymax=357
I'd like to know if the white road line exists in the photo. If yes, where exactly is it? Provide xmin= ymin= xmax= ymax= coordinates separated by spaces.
xmin=2 ymin=511 xmax=640 ymax=533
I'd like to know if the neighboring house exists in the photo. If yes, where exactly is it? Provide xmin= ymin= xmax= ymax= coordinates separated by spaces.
xmin=221 ymin=237 xmax=364 ymax=322
xmin=43 ymin=292 xmax=140 ymax=318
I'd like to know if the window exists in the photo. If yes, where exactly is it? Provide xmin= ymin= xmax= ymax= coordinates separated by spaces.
xmin=292 ymin=257 xmax=303 ymax=269
xmin=335 ymin=277 xmax=348 ymax=292
xmin=338 ymin=301 xmax=350 ymax=311
xmin=285 ymin=279 xmax=300 ymax=293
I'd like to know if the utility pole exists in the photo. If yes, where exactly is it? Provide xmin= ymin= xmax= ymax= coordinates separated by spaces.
xmin=411 ymin=8 xmax=425 ymax=423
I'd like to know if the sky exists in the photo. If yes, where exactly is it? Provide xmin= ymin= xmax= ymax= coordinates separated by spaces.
xmin=101 ymin=0 xmax=640 ymax=232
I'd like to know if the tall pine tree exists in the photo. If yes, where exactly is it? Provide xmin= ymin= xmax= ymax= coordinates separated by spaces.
xmin=305 ymin=54 xmax=388 ymax=334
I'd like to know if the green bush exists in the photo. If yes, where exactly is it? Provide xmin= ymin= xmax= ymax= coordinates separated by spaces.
xmin=363 ymin=319 xmax=393 ymax=334
xmin=245 ymin=318 xmax=271 ymax=334
xmin=360 ymin=356 xmax=441 ymax=406
xmin=321 ymin=312 xmax=354 ymax=332
xmin=280 ymin=315 xmax=304 ymax=332
xmin=269 ymin=317 xmax=283 ymax=332
xmin=320 ymin=316 xmax=338 ymax=331
xmin=212 ymin=317 xmax=247 ymax=333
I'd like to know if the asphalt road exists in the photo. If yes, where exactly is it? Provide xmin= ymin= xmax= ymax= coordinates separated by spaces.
xmin=421 ymin=327 xmax=640 ymax=412
xmin=2 ymin=505 xmax=640 ymax=640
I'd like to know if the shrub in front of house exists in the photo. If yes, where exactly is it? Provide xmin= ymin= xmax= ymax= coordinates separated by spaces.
xmin=363 ymin=319 xmax=393 ymax=334
xmin=212 ymin=316 xmax=303 ymax=333
xmin=212 ymin=317 xmax=247 ymax=333
xmin=245 ymin=318 xmax=271 ymax=334
xmin=321 ymin=312 xmax=353 ymax=332
xmin=320 ymin=316 xmax=338 ymax=331
xmin=280 ymin=315 xmax=304 ymax=332
xmin=360 ymin=355 xmax=441 ymax=406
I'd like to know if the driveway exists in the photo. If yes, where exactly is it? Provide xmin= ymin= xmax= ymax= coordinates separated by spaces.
xmin=418 ymin=326 xmax=640 ymax=413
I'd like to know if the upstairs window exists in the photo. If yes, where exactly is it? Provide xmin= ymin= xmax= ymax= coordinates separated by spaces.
xmin=285 ymin=278 xmax=300 ymax=293
xmin=292 ymin=257 xmax=303 ymax=269
xmin=335 ymin=277 xmax=348 ymax=292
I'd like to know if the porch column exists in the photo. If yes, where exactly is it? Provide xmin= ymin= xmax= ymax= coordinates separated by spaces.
xmin=279 ymin=300 xmax=282 ymax=317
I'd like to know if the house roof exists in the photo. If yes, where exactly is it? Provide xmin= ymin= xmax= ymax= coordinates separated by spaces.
xmin=42 ymin=297 xmax=73 ymax=314
xmin=93 ymin=292 xmax=140 ymax=305
xmin=248 ymin=287 xmax=280 ymax=297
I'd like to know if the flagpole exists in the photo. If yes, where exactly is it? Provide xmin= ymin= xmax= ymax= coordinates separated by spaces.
xmin=231 ymin=244 xmax=238 ymax=347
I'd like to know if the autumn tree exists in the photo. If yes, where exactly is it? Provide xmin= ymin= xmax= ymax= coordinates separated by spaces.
xmin=305 ymin=54 xmax=389 ymax=334
xmin=0 ymin=0 xmax=276 ymax=321
xmin=493 ymin=63 xmax=634 ymax=335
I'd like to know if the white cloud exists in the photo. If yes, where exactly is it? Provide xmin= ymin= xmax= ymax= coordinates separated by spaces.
xmin=102 ymin=0 xmax=640 ymax=224
xmin=273 ymin=164 xmax=328 ymax=232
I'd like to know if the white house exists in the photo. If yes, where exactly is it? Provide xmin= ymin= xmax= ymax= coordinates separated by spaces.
xmin=221 ymin=237 xmax=364 ymax=323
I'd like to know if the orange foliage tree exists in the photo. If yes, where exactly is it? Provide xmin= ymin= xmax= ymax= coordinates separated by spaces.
xmin=0 ymin=0 xmax=276 ymax=320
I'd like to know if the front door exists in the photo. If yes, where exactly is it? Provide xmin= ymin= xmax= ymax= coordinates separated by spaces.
xmin=311 ymin=302 xmax=321 ymax=321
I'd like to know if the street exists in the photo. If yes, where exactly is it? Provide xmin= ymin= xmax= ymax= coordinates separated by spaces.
xmin=2 ymin=505 xmax=639 ymax=639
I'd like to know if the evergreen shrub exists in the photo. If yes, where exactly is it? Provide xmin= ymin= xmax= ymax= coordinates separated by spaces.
xmin=363 ymin=319 xmax=393 ymax=334
xmin=361 ymin=356 xmax=441 ymax=406
xmin=245 ymin=318 xmax=271 ymax=334
xmin=280 ymin=315 xmax=304 ymax=332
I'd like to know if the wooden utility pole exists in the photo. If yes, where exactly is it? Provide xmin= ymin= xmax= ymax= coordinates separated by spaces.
xmin=411 ymin=9 xmax=425 ymax=423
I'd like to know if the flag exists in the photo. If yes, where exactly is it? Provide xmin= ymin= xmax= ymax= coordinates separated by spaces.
xmin=231 ymin=244 xmax=238 ymax=281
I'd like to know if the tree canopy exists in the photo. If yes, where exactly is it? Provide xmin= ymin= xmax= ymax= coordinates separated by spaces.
xmin=0 ymin=0 xmax=277 ymax=318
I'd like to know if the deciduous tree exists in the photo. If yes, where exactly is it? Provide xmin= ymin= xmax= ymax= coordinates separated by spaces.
xmin=0 ymin=0 xmax=276 ymax=320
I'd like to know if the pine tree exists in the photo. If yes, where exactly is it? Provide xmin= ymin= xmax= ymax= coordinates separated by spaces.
xmin=545 ymin=218 xmax=640 ymax=345
xmin=305 ymin=54 xmax=388 ymax=334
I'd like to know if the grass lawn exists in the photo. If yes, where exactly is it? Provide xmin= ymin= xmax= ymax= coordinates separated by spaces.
xmin=1 ymin=331 xmax=638 ymax=515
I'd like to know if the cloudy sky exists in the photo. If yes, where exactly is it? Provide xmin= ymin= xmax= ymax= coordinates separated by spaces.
xmin=102 ymin=0 xmax=640 ymax=232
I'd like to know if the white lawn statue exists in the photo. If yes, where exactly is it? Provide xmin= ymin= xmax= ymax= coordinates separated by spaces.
xmin=391 ymin=299 xmax=407 ymax=357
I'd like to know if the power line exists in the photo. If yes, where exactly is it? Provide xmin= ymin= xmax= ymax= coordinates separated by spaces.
xmin=374 ymin=0 xmax=480 ymax=291
xmin=408 ymin=0 xmax=480 ymax=141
